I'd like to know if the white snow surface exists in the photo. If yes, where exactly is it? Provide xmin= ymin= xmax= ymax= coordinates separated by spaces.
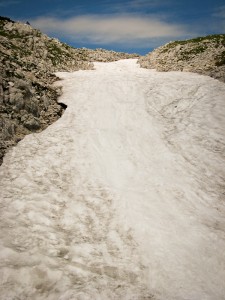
xmin=0 ymin=59 xmax=225 ymax=300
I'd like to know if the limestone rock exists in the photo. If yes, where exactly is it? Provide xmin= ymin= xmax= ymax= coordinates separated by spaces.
xmin=24 ymin=116 xmax=41 ymax=130
xmin=138 ymin=34 xmax=225 ymax=83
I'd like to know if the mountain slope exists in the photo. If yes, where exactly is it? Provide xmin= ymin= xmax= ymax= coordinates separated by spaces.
xmin=0 ymin=16 xmax=138 ymax=164
xmin=0 ymin=60 xmax=225 ymax=300
xmin=0 ymin=16 xmax=92 ymax=164
xmin=138 ymin=34 xmax=225 ymax=82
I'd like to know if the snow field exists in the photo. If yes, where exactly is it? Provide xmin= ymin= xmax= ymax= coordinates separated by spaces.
xmin=0 ymin=59 xmax=225 ymax=299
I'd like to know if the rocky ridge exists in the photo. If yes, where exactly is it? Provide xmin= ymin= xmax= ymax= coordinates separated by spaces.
xmin=0 ymin=16 xmax=139 ymax=164
xmin=138 ymin=34 xmax=225 ymax=82
xmin=87 ymin=48 xmax=139 ymax=62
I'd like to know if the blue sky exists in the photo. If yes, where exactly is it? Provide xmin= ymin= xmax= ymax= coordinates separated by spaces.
xmin=0 ymin=0 xmax=225 ymax=54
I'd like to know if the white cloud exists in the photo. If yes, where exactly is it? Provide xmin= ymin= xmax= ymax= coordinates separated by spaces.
xmin=30 ymin=14 xmax=191 ymax=47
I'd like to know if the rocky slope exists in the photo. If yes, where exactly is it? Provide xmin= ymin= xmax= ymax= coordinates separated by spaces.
xmin=87 ymin=48 xmax=138 ymax=62
xmin=138 ymin=34 xmax=225 ymax=82
xmin=0 ymin=16 xmax=139 ymax=164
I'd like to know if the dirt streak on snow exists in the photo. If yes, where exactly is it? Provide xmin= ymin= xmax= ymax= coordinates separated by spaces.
xmin=0 ymin=59 xmax=225 ymax=300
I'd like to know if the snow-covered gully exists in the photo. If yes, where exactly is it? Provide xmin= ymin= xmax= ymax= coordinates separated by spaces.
xmin=0 ymin=59 xmax=225 ymax=300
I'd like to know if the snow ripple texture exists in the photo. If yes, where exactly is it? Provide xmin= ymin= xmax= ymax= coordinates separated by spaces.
xmin=0 ymin=59 xmax=225 ymax=300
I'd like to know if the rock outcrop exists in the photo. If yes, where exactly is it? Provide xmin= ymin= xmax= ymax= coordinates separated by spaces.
xmin=0 ymin=16 xmax=139 ymax=164
xmin=87 ymin=48 xmax=139 ymax=62
xmin=138 ymin=34 xmax=225 ymax=82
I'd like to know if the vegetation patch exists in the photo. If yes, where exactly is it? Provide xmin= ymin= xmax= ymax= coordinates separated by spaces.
xmin=160 ymin=34 xmax=225 ymax=53
xmin=215 ymin=51 xmax=225 ymax=66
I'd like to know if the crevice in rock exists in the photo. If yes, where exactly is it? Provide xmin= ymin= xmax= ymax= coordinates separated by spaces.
xmin=58 ymin=102 xmax=67 ymax=110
